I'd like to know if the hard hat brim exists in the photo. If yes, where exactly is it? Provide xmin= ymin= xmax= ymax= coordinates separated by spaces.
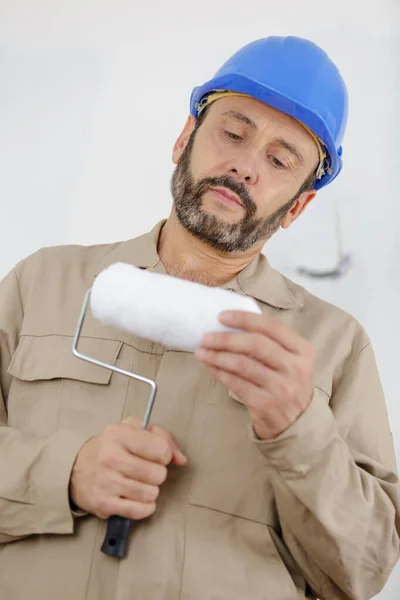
xmin=190 ymin=73 xmax=343 ymax=190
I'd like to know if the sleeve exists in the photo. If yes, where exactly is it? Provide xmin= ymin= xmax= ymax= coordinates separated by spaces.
xmin=0 ymin=267 xmax=90 ymax=544
xmin=251 ymin=342 xmax=400 ymax=600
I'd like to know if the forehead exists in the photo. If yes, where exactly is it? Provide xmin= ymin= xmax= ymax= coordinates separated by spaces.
xmin=208 ymin=95 xmax=314 ymax=145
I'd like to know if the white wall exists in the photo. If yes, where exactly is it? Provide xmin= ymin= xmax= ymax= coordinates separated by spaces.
xmin=1 ymin=1 xmax=399 ymax=596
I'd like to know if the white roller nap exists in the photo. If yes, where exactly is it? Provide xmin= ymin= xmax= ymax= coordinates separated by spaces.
xmin=91 ymin=262 xmax=262 ymax=352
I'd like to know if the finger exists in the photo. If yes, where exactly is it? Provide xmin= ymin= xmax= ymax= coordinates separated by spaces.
xmin=118 ymin=453 xmax=168 ymax=486
xmin=121 ymin=416 xmax=144 ymax=429
xmin=118 ymin=477 xmax=160 ymax=504
xmin=207 ymin=364 xmax=266 ymax=410
xmin=149 ymin=425 xmax=188 ymax=466
xmin=196 ymin=348 xmax=271 ymax=388
xmin=118 ymin=426 xmax=173 ymax=465
xmin=199 ymin=331 xmax=285 ymax=371
xmin=97 ymin=497 xmax=156 ymax=521
xmin=217 ymin=311 xmax=308 ymax=355
xmin=207 ymin=365 xmax=297 ymax=439
xmin=121 ymin=419 xmax=187 ymax=466
xmin=208 ymin=356 xmax=298 ymax=403
xmin=99 ymin=468 xmax=160 ymax=504
xmin=170 ymin=450 xmax=188 ymax=466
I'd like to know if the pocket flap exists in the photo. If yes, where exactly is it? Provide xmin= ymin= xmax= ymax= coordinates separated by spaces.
xmin=8 ymin=335 xmax=123 ymax=384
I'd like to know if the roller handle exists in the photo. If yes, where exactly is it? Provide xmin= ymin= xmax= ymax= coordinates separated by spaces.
xmin=101 ymin=515 xmax=133 ymax=557
xmin=72 ymin=287 xmax=158 ymax=559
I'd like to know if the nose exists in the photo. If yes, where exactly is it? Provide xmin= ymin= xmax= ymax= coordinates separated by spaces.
xmin=228 ymin=154 xmax=258 ymax=185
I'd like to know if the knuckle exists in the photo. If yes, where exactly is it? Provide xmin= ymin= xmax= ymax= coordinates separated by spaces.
xmin=219 ymin=333 xmax=229 ymax=346
xmin=150 ymin=424 xmax=163 ymax=435
xmin=281 ymin=380 xmax=294 ymax=398
xmin=144 ymin=485 xmax=160 ymax=503
xmin=163 ymin=430 xmax=174 ymax=444
xmin=233 ymin=354 xmax=243 ymax=370
xmin=233 ymin=376 xmax=245 ymax=394
xmin=156 ymin=437 xmax=173 ymax=465
xmin=130 ymin=481 xmax=159 ymax=503
xmin=122 ymin=416 xmax=142 ymax=428
xmin=152 ymin=464 xmax=168 ymax=485
xmin=152 ymin=485 xmax=160 ymax=501
xmin=94 ymin=470 xmax=110 ymax=490
xmin=95 ymin=497 xmax=112 ymax=517
xmin=236 ymin=355 xmax=249 ymax=372
xmin=98 ymin=448 xmax=116 ymax=469
xmin=103 ymin=422 xmax=121 ymax=440
xmin=145 ymin=502 xmax=157 ymax=517
xmin=132 ymin=502 xmax=156 ymax=520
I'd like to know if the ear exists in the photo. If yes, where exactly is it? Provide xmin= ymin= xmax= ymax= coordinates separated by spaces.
xmin=281 ymin=189 xmax=317 ymax=229
xmin=172 ymin=115 xmax=197 ymax=164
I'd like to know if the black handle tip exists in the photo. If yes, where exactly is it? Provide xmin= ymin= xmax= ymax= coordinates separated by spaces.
xmin=101 ymin=515 xmax=133 ymax=558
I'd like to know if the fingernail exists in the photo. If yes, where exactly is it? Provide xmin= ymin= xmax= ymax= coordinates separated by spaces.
xmin=176 ymin=449 xmax=187 ymax=462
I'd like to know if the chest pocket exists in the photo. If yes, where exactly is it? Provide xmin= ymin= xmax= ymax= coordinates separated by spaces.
xmin=188 ymin=378 xmax=279 ymax=528
xmin=7 ymin=334 xmax=130 ymax=438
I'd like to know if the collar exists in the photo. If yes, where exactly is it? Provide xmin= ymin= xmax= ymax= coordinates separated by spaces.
xmin=94 ymin=220 xmax=302 ymax=310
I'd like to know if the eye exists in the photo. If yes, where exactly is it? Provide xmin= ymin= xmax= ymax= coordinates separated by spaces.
xmin=224 ymin=130 xmax=243 ymax=142
xmin=269 ymin=156 xmax=286 ymax=169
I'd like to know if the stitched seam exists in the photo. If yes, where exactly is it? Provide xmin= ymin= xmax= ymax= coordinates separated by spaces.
xmin=339 ymin=341 xmax=371 ymax=384
xmin=358 ymin=342 xmax=370 ymax=355
xmin=187 ymin=501 xmax=277 ymax=528
xmin=13 ymin=269 xmax=25 ymax=319
xmin=314 ymin=384 xmax=330 ymax=400
xmin=19 ymin=334 xmax=165 ymax=356
xmin=83 ymin=520 xmax=103 ymax=600
xmin=178 ymin=375 xmax=216 ymax=599
xmin=118 ymin=364 xmax=131 ymax=419
xmin=237 ymin=274 xmax=247 ymax=297
xmin=281 ymin=276 xmax=302 ymax=307
xmin=314 ymin=344 xmax=371 ymax=404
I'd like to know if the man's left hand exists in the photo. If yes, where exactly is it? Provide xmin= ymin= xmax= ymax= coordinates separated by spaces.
xmin=195 ymin=311 xmax=315 ymax=440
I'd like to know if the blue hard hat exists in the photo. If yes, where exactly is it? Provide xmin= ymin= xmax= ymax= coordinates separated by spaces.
xmin=190 ymin=36 xmax=348 ymax=189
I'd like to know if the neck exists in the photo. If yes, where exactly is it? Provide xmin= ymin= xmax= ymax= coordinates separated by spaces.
xmin=157 ymin=210 xmax=260 ymax=286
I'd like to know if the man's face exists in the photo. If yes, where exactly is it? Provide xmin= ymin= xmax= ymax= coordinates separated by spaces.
xmin=171 ymin=95 xmax=319 ymax=253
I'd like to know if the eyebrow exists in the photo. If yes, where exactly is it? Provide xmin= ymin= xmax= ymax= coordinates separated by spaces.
xmin=274 ymin=137 xmax=304 ymax=165
xmin=221 ymin=110 xmax=257 ymax=130
xmin=221 ymin=110 xmax=304 ymax=165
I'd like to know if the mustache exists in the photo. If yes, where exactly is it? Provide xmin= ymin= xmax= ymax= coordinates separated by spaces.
xmin=194 ymin=176 xmax=257 ymax=217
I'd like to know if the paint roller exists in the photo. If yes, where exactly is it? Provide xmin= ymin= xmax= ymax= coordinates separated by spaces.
xmin=72 ymin=262 xmax=262 ymax=558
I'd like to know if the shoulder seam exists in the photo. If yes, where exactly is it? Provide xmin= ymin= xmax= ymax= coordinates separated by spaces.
xmin=12 ymin=269 xmax=24 ymax=319
xmin=281 ymin=275 xmax=302 ymax=307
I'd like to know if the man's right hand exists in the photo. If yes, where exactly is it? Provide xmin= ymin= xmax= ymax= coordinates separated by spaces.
xmin=69 ymin=416 xmax=187 ymax=520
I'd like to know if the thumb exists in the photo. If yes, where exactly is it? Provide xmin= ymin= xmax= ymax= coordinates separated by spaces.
xmin=150 ymin=424 xmax=188 ymax=466
xmin=171 ymin=447 xmax=188 ymax=466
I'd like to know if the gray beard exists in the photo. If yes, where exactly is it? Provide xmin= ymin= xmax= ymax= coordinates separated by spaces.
xmin=170 ymin=132 xmax=295 ymax=254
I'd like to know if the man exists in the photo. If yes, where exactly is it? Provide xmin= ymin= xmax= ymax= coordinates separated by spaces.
xmin=0 ymin=36 xmax=398 ymax=600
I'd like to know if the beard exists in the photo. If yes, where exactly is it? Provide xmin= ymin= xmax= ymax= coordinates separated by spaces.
xmin=170 ymin=131 xmax=297 ymax=253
